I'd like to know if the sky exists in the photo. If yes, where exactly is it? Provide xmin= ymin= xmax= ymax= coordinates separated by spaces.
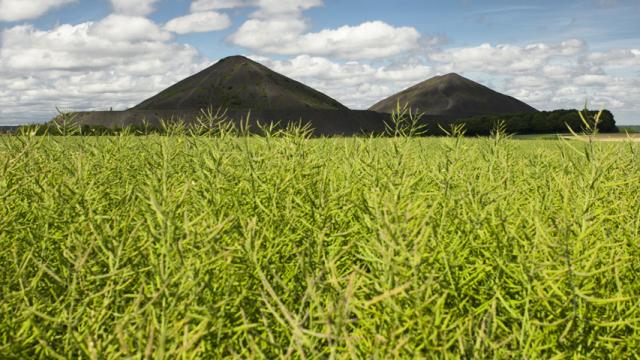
xmin=0 ymin=0 xmax=639 ymax=125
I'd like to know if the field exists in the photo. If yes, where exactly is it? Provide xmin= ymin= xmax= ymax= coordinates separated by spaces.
xmin=566 ymin=133 xmax=640 ymax=143
xmin=1 ymin=132 xmax=639 ymax=358
xmin=619 ymin=125 xmax=640 ymax=134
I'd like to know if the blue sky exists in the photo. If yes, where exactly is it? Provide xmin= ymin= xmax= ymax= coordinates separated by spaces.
xmin=0 ymin=0 xmax=639 ymax=125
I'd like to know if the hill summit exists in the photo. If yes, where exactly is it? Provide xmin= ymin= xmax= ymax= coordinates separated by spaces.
xmin=134 ymin=55 xmax=347 ymax=112
xmin=67 ymin=55 xmax=389 ymax=136
xmin=369 ymin=73 xmax=537 ymax=118
xmin=62 ymin=58 xmax=609 ymax=136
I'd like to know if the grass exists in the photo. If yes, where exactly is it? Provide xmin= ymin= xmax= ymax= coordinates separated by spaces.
xmin=1 ymin=130 xmax=639 ymax=358
xmin=512 ymin=133 xmax=565 ymax=140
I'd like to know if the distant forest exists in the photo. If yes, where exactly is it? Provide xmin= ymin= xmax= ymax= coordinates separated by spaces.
xmin=15 ymin=109 xmax=617 ymax=136
xmin=436 ymin=109 xmax=617 ymax=135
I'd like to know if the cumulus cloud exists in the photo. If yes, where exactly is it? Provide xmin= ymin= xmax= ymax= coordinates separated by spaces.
xmin=110 ymin=0 xmax=160 ymax=16
xmin=251 ymin=0 xmax=323 ymax=17
xmin=191 ymin=0 xmax=251 ymax=11
xmin=251 ymin=55 xmax=433 ymax=108
xmin=573 ymin=74 xmax=611 ymax=86
xmin=229 ymin=18 xmax=307 ymax=50
xmin=1 ymin=22 xmax=183 ymax=70
xmin=459 ymin=40 xmax=637 ymax=113
xmin=165 ymin=11 xmax=231 ymax=34
xmin=224 ymin=0 xmax=420 ymax=60
xmin=0 ymin=0 xmax=75 ymax=22
xmin=583 ymin=48 xmax=640 ymax=68
xmin=0 ymin=0 xmax=638 ymax=127
xmin=230 ymin=20 xmax=422 ymax=60
xmin=190 ymin=0 xmax=321 ymax=16
xmin=250 ymin=39 xmax=640 ymax=115
xmin=92 ymin=14 xmax=172 ymax=41
xmin=0 ymin=20 xmax=209 ymax=124
xmin=428 ymin=40 xmax=586 ymax=74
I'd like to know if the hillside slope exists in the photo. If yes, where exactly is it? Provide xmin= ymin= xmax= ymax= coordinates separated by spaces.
xmin=134 ymin=56 xmax=347 ymax=112
xmin=369 ymin=73 xmax=537 ymax=118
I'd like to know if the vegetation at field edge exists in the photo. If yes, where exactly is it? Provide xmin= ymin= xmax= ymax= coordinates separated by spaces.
xmin=619 ymin=125 xmax=640 ymax=134
xmin=0 ymin=124 xmax=639 ymax=358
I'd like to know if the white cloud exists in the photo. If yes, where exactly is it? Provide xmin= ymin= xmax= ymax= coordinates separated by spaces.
xmin=251 ymin=0 xmax=323 ymax=17
xmin=250 ymin=55 xmax=433 ymax=109
xmin=0 ymin=0 xmax=75 ymax=21
xmin=92 ymin=15 xmax=172 ymax=41
xmin=165 ymin=11 xmax=231 ymax=34
xmin=190 ymin=0 xmax=321 ymax=16
xmin=228 ymin=18 xmax=307 ymax=51
xmin=110 ymin=0 xmax=160 ymax=16
xmin=226 ymin=0 xmax=420 ymax=60
xmin=505 ymin=75 xmax=549 ymax=89
xmin=542 ymin=64 xmax=579 ymax=79
xmin=584 ymin=48 xmax=640 ymax=68
xmin=1 ymin=0 xmax=638 ymax=129
xmin=191 ymin=0 xmax=252 ymax=12
xmin=231 ymin=20 xmax=422 ymax=60
xmin=418 ymin=39 xmax=639 ymax=117
xmin=428 ymin=40 xmax=586 ymax=75
xmin=0 ymin=20 xmax=209 ymax=124
xmin=0 ymin=21 xmax=181 ymax=71
xmin=574 ymin=74 xmax=611 ymax=86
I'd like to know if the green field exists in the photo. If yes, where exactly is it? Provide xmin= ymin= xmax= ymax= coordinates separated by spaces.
xmin=1 ymin=133 xmax=639 ymax=358
xmin=620 ymin=125 xmax=640 ymax=133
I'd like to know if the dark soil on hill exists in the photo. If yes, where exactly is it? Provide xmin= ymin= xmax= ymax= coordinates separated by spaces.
xmin=134 ymin=56 xmax=347 ymax=112
xmin=369 ymin=73 xmax=538 ymax=119
xmin=68 ymin=55 xmax=393 ymax=136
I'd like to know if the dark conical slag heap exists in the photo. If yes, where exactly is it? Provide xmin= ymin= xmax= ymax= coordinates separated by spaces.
xmin=369 ymin=73 xmax=537 ymax=118
xmin=134 ymin=55 xmax=347 ymax=112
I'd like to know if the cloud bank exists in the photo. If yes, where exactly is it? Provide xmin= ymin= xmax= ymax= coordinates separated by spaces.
xmin=0 ymin=0 xmax=638 ymax=124
xmin=0 ymin=0 xmax=75 ymax=21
